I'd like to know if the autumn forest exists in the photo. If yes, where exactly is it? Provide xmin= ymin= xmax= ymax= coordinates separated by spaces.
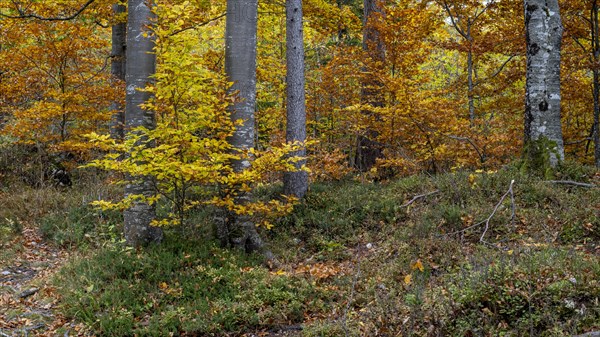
xmin=0 ymin=0 xmax=599 ymax=336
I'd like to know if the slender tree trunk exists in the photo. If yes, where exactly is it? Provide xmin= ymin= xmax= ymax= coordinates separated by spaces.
xmin=467 ymin=23 xmax=475 ymax=124
xmin=355 ymin=0 xmax=384 ymax=172
xmin=592 ymin=0 xmax=600 ymax=167
xmin=223 ymin=0 xmax=272 ymax=258
xmin=110 ymin=2 xmax=126 ymax=141
xmin=123 ymin=0 xmax=163 ymax=246
xmin=283 ymin=0 xmax=308 ymax=198
xmin=524 ymin=0 xmax=565 ymax=166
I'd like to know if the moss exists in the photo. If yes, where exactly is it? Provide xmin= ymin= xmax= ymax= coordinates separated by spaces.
xmin=521 ymin=137 xmax=561 ymax=178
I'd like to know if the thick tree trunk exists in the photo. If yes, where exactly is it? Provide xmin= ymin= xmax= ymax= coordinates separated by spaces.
xmin=283 ymin=0 xmax=308 ymax=198
xmin=123 ymin=0 xmax=162 ymax=246
xmin=355 ymin=0 xmax=384 ymax=172
xmin=524 ymin=0 xmax=565 ymax=167
xmin=223 ymin=0 xmax=271 ymax=257
xmin=110 ymin=3 xmax=126 ymax=141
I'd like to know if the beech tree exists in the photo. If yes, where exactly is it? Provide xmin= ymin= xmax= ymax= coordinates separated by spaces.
xmin=223 ymin=0 xmax=272 ymax=256
xmin=123 ymin=0 xmax=163 ymax=246
xmin=283 ymin=0 xmax=308 ymax=198
xmin=524 ymin=0 xmax=565 ymax=167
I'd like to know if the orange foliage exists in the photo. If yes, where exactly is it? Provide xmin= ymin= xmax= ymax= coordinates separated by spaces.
xmin=0 ymin=1 xmax=118 ymax=162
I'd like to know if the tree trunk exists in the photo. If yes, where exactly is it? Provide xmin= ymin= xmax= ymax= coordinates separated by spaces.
xmin=110 ymin=3 xmax=126 ymax=141
xmin=123 ymin=0 xmax=163 ymax=246
xmin=467 ymin=23 xmax=475 ymax=124
xmin=355 ymin=0 xmax=384 ymax=172
xmin=592 ymin=0 xmax=600 ymax=167
xmin=524 ymin=0 xmax=565 ymax=167
xmin=223 ymin=0 xmax=272 ymax=257
xmin=283 ymin=0 xmax=308 ymax=198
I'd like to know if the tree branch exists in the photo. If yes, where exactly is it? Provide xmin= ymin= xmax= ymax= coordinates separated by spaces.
xmin=545 ymin=180 xmax=597 ymax=188
xmin=473 ymin=54 xmax=516 ymax=86
xmin=400 ymin=190 xmax=439 ymax=207
xmin=444 ymin=180 xmax=516 ymax=243
xmin=443 ymin=134 xmax=486 ymax=163
xmin=441 ymin=1 xmax=469 ymax=40
xmin=0 ymin=0 xmax=96 ymax=21
xmin=168 ymin=12 xmax=227 ymax=36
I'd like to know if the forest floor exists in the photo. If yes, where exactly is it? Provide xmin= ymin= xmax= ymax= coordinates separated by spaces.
xmin=0 ymin=224 xmax=85 ymax=336
xmin=0 ymin=163 xmax=599 ymax=336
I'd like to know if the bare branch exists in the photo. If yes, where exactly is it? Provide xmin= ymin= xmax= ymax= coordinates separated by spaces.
xmin=400 ymin=190 xmax=439 ymax=207
xmin=444 ymin=180 xmax=516 ymax=242
xmin=545 ymin=180 xmax=597 ymax=188
xmin=565 ymin=137 xmax=593 ymax=145
xmin=479 ymin=179 xmax=515 ymax=242
xmin=443 ymin=134 xmax=486 ymax=164
xmin=573 ymin=331 xmax=600 ymax=337
xmin=474 ymin=54 xmax=517 ymax=86
xmin=168 ymin=12 xmax=227 ymax=36
xmin=472 ymin=0 xmax=495 ymax=22
xmin=0 ymin=0 xmax=96 ymax=21
xmin=441 ymin=1 xmax=469 ymax=40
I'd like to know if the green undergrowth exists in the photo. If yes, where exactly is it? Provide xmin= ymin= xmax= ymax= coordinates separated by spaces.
xmin=23 ymin=162 xmax=600 ymax=336
xmin=55 ymin=236 xmax=332 ymax=336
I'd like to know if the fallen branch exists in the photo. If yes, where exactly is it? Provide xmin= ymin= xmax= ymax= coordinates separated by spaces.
xmin=545 ymin=180 xmax=597 ymax=188
xmin=573 ymin=331 xmax=600 ymax=337
xmin=444 ymin=180 xmax=516 ymax=243
xmin=400 ymin=190 xmax=439 ymax=208
xmin=18 ymin=287 xmax=39 ymax=299
xmin=480 ymin=179 xmax=515 ymax=242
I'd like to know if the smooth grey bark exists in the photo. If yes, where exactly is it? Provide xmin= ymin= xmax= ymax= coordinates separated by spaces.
xmin=524 ymin=0 xmax=565 ymax=166
xmin=223 ymin=0 xmax=272 ymax=258
xmin=283 ymin=0 xmax=308 ymax=198
xmin=123 ymin=0 xmax=162 ymax=246
xmin=110 ymin=3 xmax=126 ymax=141
xmin=355 ymin=0 xmax=384 ymax=172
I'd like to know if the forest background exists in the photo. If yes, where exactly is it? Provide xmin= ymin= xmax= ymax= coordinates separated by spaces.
xmin=0 ymin=0 xmax=599 ymax=336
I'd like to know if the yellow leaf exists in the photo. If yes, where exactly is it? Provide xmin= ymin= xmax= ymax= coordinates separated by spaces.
xmin=411 ymin=259 xmax=424 ymax=272
xmin=404 ymin=274 xmax=412 ymax=285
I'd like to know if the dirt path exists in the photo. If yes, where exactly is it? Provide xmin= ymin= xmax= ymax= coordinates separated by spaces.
xmin=0 ymin=226 xmax=85 ymax=337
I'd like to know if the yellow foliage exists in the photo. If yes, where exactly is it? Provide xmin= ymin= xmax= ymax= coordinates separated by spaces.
xmin=84 ymin=1 xmax=302 ymax=229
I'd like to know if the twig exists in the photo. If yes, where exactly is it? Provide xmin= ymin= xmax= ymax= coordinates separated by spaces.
xmin=24 ymin=323 xmax=45 ymax=331
xmin=479 ymin=180 xmax=515 ymax=243
xmin=168 ymin=12 xmax=226 ymax=36
xmin=18 ymin=287 xmax=39 ymax=298
xmin=545 ymin=180 xmax=597 ymax=188
xmin=444 ymin=180 xmax=516 ymax=242
xmin=1 ymin=0 xmax=96 ymax=21
xmin=400 ymin=190 xmax=439 ymax=208
xmin=573 ymin=332 xmax=600 ymax=337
